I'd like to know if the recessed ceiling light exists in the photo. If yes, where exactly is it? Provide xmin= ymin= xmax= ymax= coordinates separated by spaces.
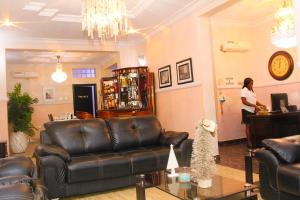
xmin=23 ymin=1 xmax=46 ymax=12
xmin=39 ymin=9 xmax=59 ymax=17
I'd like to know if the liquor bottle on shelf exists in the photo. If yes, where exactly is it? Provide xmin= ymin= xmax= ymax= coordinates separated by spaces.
xmin=99 ymin=66 xmax=155 ymax=118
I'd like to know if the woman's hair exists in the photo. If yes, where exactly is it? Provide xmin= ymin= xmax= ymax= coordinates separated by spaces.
xmin=242 ymin=77 xmax=253 ymax=91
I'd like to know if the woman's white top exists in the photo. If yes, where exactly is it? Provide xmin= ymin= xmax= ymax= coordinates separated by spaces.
xmin=240 ymin=87 xmax=257 ymax=113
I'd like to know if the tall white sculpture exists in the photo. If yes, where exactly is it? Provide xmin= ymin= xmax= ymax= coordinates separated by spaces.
xmin=191 ymin=119 xmax=217 ymax=188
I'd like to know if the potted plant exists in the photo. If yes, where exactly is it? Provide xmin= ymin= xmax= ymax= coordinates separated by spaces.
xmin=7 ymin=83 xmax=38 ymax=153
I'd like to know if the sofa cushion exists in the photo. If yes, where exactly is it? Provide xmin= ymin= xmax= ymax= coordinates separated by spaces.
xmin=67 ymin=152 xmax=131 ymax=183
xmin=278 ymin=163 xmax=300 ymax=196
xmin=106 ymin=118 xmax=139 ymax=150
xmin=45 ymin=119 xmax=112 ymax=155
xmin=0 ymin=156 xmax=35 ymax=178
xmin=106 ymin=116 xmax=162 ymax=150
xmin=159 ymin=131 xmax=188 ymax=147
xmin=120 ymin=148 xmax=158 ymax=174
xmin=144 ymin=146 xmax=181 ymax=170
xmin=262 ymin=135 xmax=300 ymax=163
xmin=133 ymin=116 xmax=162 ymax=146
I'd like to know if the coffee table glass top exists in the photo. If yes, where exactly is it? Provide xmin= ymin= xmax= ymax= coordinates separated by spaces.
xmin=145 ymin=171 xmax=257 ymax=200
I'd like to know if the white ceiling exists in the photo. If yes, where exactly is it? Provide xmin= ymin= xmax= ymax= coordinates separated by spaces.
xmin=2 ymin=0 xmax=283 ymax=64
xmin=0 ymin=0 xmax=209 ymax=41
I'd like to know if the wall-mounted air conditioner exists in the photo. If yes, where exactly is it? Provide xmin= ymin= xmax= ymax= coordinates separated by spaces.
xmin=13 ymin=71 xmax=38 ymax=78
xmin=220 ymin=41 xmax=250 ymax=52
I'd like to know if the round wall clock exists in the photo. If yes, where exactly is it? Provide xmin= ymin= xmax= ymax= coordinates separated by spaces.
xmin=268 ymin=51 xmax=294 ymax=81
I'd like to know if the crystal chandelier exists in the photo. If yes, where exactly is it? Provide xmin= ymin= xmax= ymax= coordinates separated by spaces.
xmin=81 ymin=0 xmax=128 ymax=40
xmin=51 ymin=56 xmax=67 ymax=83
xmin=270 ymin=0 xmax=297 ymax=48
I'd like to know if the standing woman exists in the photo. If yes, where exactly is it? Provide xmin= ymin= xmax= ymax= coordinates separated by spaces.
xmin=240 ymin=77 xmax=265 ymax=147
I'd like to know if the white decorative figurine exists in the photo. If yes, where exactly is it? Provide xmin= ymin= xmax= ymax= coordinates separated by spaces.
xmin=191 ymin=119 xmax=217 ymax=188
xmin=167 ymin=144 xmax=179 ymax=177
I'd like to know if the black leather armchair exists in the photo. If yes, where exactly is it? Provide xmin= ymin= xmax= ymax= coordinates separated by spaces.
xmin=0 ymin=156 xmax=48 ymax=200
xmin=35 ymin=115 xmax=193 ymax=199
xmin=255 ymin=135 xmax=300 ymax=200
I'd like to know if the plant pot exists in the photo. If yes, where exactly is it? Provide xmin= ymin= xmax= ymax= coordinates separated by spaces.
xmin=10 ymin=131 xmax=28 ymax=153
xmin=198 ymin=178 xmax=212 ymax=188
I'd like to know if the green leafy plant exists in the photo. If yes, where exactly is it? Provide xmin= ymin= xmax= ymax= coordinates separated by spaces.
xmin=7 ymin=83 xmax=38 ymax=136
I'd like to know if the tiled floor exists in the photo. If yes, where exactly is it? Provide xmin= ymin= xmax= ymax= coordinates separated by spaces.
xmin=218 ymin=140 xmax=259 ymax=174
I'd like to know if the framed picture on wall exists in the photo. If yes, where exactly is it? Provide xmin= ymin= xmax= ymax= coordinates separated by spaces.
xmin=43 ymin=87 xmax=55 ymax=103
xmin=176 ymin=58 xmax=193 ymax=85
xmin=158 ymin=65 xmax=172 ymax=88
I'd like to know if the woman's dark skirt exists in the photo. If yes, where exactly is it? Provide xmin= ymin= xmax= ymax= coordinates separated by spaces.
xmin=241 ymin=109 xmax=255 ymax=124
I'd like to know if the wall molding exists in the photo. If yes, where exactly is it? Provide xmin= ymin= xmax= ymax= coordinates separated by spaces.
xmin=217 ymin=80 xmax=300 ymax=90
xmin=155 ymin=81 xmax=202 ymax=93
xmin=147 ymin=0 xmax=227 ymax=37
xmin=211 ymin=14 xmax=273 ymax=28
xmin=0 ymin=35 xmax=139 ymax=49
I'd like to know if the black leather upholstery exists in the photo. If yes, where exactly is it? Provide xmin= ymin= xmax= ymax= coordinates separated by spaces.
xmin=36 ymin=115 xmax=193 ymax=199
xmin=159 ymin=131 xmax=189 ymax=147
xmin=106 ymin=115 xmax=163 ymax=150
xmin=0 ymin=156 xmax=35 ymax=178
xmin=44 ymin=119 xmax=112 ymax=154
xmin=106 ymin=117 xmax=139 ymax=150
xmin=0 ymin=181 xmax=48 ymax=200
xmin=67 ymin=152 xmax=131 ymax=183
xmin=35 ymin=144 xmax=71 ymax=161
xmin=0 ymin=156 xmax=48 ymax=200
xmin=256 ymin=135 xmax=300 ymax=200
xmin=262 ymin=135 xmax=300 ymax=163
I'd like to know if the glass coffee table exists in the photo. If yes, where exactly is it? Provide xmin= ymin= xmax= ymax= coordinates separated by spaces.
xmin=136 ymin=171 xmax=258 ymax=200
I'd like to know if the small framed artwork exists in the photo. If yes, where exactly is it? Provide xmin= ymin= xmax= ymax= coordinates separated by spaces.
xmin=158 ymin=65 xmax=172 ymax=88
xmin=176 ymin=58 xmax=193 ymax=85
xmin=43 ymin=87 xmax=55 ymax=103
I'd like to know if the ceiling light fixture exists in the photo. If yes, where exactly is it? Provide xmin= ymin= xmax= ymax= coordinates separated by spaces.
xmin=51 ymin=56 xmax=67 ymax=83
xmin=270 ymin=0 xmax=297 ymax=48
xmin=81 ymin=0 xmax=129 ymax=40
xmin=3 ymin=18 xmax=13 ymax=27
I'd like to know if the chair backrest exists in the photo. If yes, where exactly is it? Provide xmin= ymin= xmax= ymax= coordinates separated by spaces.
xmin=48 ymin=114 xmax=54 ymax=121
xmin=75 ymin=111 xmax=93 ymax=119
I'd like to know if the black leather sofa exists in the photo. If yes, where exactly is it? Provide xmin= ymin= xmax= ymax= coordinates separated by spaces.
xmin=35 ymin=115 xmax=193 ymax=198
xmin=255 ymin=135 xmax=300 ymax=200
xmin=0 ymin=156 xmax=48 ymax=200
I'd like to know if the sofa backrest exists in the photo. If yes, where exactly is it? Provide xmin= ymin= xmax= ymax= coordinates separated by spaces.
xmin=44 ymin=119 xmax=112 ymax=155
xmin=106 ymin=115 xmax=162 ymax=150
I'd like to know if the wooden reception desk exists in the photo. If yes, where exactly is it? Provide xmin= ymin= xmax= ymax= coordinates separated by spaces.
xmin=248 ymin=111 xmax=300 ymax=149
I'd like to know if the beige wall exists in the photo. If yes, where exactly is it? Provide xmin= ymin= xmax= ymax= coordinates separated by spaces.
xmin=6 ymin=63 xmax=107 ymax=139
xmin=212 ymin=18 xmax=300 ymax=141
xmin=0 ymin=47 xmax=8 ymax=143
xmin=138 ymin=12 xmax=218 ymax=154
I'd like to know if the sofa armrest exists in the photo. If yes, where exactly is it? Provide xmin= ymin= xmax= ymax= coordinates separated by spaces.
xmin=159 ymin=131 xmax=189 ymax=147
xmin=255 ymin=148 xmax=281 ymax=196
xmin=0 ymin=175 xmax=32 ymax=185
xmin=35 ymin=144 xmax=71 ymax=162
xmin=35 ymin=155 xmax=66 ymax=198
xmin=178 ymin=139 xmax=193 ymax=167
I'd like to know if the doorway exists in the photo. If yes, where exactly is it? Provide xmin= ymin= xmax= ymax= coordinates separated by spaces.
xmin=72 ymin=84 xmax=98 ymax=117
